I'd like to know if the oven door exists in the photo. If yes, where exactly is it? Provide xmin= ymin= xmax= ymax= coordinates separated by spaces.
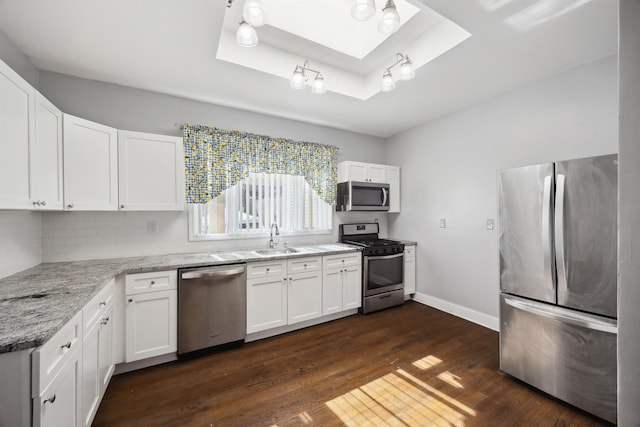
xmin=364 ymin=252 xmax=404 ymax=297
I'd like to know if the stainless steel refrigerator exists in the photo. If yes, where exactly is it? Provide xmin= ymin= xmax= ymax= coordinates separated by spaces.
xmin=498 ymin=154 xmax=618 ymax=424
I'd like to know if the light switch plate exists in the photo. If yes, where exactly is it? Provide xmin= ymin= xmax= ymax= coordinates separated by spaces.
xmin=440 ymin=219 xmax=446 ymax=228
xmin=486 ymin=219 xmax=494 ymax=230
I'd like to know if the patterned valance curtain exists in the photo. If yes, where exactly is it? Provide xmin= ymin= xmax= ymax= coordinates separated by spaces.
xmin=183 ymin=124 xmax=339 ymax=205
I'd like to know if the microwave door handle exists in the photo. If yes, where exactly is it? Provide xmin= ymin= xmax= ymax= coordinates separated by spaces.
xmin=381 ymin=187 xmax=388 ymax=207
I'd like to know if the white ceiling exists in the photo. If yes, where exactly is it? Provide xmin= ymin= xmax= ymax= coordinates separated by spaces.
xmin=0 ymin=0 xmax=618 ymax=138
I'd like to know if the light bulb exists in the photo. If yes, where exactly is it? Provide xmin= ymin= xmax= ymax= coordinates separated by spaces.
xmin=290 ymin=68 xmax=306 ymax=89
xmin=399 ymin=57 xmax=415 ymax=80
xmin=236 ymin=21 xmax=258 ymax=47
xmin=381 ymin=70 xmax=395 ymax=92
xmin=311 ymin=74 xmax=326 ymax=94
xmin=243 ymin=0 xmax=266 ymax=27
xmin=351 ymin=0 xmax=375 ymax=21
xmin=379 ymin=0 xmax=400 ymax=34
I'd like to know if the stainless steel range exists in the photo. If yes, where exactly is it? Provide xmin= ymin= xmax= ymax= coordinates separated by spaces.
xmin=340 ymin=223 xmax=404 ymax=313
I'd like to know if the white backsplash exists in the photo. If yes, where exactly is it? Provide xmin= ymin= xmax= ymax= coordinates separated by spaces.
xmin=41 ymin=210 xmax=387 ymax=262
xmin=0 ymin=211 xmax=42 ymax=279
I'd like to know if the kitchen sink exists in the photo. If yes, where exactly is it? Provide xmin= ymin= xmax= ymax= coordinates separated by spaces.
xmin=254 ymin=248 xmax=299 ymax=256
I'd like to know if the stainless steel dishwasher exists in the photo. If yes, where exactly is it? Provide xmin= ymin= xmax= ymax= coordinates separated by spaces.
xmin=178 ymin=264 xmax=247 ymax=355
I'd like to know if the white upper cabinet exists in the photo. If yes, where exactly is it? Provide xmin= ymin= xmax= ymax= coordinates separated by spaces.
xmin=338 ymin=160 xmax=388 ymax=183
xmin=32 ymin=93 xmax=63 ymax=210
xmin=118 ymin=130 xmax=184 ymax=211
xmin=0 ymin=59 xmax=35 ymax=209
xmin=63 ymin=114 xmax=118 ymax=211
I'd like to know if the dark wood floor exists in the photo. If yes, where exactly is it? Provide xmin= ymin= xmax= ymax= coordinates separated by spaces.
xmin=93 ymin=301 xmax=610 ymax=426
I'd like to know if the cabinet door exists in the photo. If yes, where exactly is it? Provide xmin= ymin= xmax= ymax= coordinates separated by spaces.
xmin=81 ymin=322 xmax=100 ymax=427
xmin=63 ymin=114 xmax=118 ymax=211
xmin=125 ymin=290 xmax=177 ymax=362
xmin=33 ymin=348 xmax=82 ymax=427
xmin=367 ymin=164 xmax=388 ymax=183
xmin=247 ymin=275 xmax=287 ymax=334
xmin=118 ymin=130 xmax=184 ymax=211
xmin=342 ymin=265 xmax=362 ymax=310
xmin=98 ymin=307 xmax=114 ymax=395
xmin=404 ymin=245 xmax=416 ymax=295
xmin=387 ymin=166 xmax=400 ymax=213
xmin=287 ymin=271 xmax=322 ymax=324
xmin=322 ymin=268 xmax=343 ymax=315
xmin=338 ymin=161 xmax=367 ymax=182
xmin=0 ymin=59 xmax=34 ymax=209
xmin=32 ymin=93 xmax=63 ymax=210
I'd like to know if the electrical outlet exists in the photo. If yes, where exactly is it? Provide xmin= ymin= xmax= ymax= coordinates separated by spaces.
xmin=440 ymin=218 xmax=446 ymax=228
xmin=147 ymin=220 xmax=158 ymax=235
xmin=486 ymin=219 xmax=494 ymax=230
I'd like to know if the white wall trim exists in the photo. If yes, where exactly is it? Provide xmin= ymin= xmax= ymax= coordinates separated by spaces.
xmin=412 ymin=292 xmax=499 ymax=331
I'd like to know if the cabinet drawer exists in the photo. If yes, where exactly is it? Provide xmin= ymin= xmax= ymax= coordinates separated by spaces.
xmin=323 ymin=252 xmax=361 ymax=269
xmin=32 ymin=310 xmax=82 ymax=397
xmin=247 ymin=260 xmax=286 ymax=279
xmin=287 ymin=256 xmax=321 ymax=273
xmin=82 ymin=279 xmax=114 ymax=337
xmin=125 ymin=270 xmax=177 ymax=295
xmin=404 ymin=245 xmax=415 ymax=259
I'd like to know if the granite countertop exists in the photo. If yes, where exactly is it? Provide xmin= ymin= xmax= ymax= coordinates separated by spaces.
xmin=0 ymin=244 xmax=360 ymax=354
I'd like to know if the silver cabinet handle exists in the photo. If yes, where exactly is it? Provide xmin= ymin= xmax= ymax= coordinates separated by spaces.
xmin=99 ymin=302 xmax=106 ymax=308
xmin=61 ymin=342 xmax=71 ymax=350
xmin=43 ymin=394 xmax=56 ymax=405
xmin=32 ymin=200 xmax=40 ymax=206
xmin=101 ymin=316 xmax=110 ymax=325
xmin=41 ymin=201 xmax=46 ymax=206
xmin=67 ymin=203 xmax=74 ymax=209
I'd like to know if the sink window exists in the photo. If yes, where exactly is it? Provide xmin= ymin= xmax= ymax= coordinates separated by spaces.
xmin=190 ymin=173 xmax=332 ymax=240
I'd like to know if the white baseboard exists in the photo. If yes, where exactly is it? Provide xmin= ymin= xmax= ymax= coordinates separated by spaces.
xmin=412 ymin=292 xmax=499 ymax=331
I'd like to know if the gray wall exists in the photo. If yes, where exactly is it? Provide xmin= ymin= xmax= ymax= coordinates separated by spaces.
xmin=618 ymin=0 xmax=640 ymax=423
xmin=385 ymin=56 xmax=618 ymax=326
xmin=38 ymin=71 xmax=386 ymax=165
xmin=0 ymin=29 xmax=38 ymax=88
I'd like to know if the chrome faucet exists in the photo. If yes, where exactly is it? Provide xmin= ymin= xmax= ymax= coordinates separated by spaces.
xmin=269 ymin=222 xmax=280 ymax=248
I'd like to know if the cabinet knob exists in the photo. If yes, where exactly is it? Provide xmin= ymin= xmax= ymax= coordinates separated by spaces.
xmin=99 ymin=302 xmax=106 ymax=308
xmin=43 ymin=394 xmax=56 ymax=405
xmin=41 ymin=201 xmax=46 ymax=206
xmin=67 ymin=203 xmax=74 ymax=209
xmin=61 ymin=341 xmax=71 ymax=351
xmin=150 ymin=280 xmax=155 ymax=285
xmin=266 ymin=268 xmax=270 ymax=272
xmin=303 ymin=264 xmax=307 ymax=268
xmin=120 ymin=204 xmax=125 ymax=209
xmin=32 ymin=200 xmax=40 ymax=206
xmin=102 ymin=316 xmax=110 ymax=325
xmin=128 ymin=298 xmax=133 ymax=303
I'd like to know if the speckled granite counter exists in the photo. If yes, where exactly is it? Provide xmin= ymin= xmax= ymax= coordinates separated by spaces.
xmin=0 ymin=244 xmax=360 ymax=354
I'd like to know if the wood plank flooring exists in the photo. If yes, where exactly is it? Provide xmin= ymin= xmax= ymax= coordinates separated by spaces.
xmin=93 ymin=301 xmax=611 ymax=426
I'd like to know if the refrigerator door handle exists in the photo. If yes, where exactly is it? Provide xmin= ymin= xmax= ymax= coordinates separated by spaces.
xmin=555 ymin=173 xmax=568 ymax=293
xmin=503 ymin=296 xmax=617 ymax=334
xmin=541 ymin=175 xmax=554 ymax=290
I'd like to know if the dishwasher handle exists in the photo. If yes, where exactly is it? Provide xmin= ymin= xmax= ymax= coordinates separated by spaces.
xmin=181 ymin=265 xmax=246 ymax=280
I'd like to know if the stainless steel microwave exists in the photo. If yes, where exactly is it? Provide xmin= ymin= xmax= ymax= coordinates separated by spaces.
xmin=336 ymin=181 xmax=390 ymax=211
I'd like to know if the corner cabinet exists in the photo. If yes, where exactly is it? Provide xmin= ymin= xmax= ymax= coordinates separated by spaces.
xmin=338 ymin=161 xmax=401 ymax=213
xmin=0 ymin=58 xmax=35 ymax=209
xmin=118 ymin=130 xmax=185 ymax=211
xmin=63 ymin=114 xmax=118 ymax=211
xmin=404 ymin=244 xmax=416 ymax=295
xmin=125 ymin=271 xmax=178 ymax=362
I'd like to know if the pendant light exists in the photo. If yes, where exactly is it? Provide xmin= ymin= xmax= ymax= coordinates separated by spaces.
xmin=351 ymin=0 xmax=376 ymax=21
xmin=379 ymin=0 xmax=400 ymax=34
xmin=236 ymin=21 xmax=258 ymax=47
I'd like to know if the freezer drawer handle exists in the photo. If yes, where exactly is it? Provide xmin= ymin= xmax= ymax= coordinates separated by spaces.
xmin=555 ymin=174 xmax=568 ymax=293
xmin=181 ymin=266 xmax=246 ymax=280
xmin=504 ymin=296 xmax=617 ymax=334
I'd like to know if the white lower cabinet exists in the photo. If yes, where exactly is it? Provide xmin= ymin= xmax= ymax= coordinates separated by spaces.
xmin=322 ymin=253 xmax=362 ymax=315
xmin=33 ymin=347 xmax=82 ymax=427
xmin=125 ymin=271 xmax=177 ymax=362
xmin=81 ymin=278 xmax=114 ymax=427
xmin=287 ymin=258 xmax=322 ymax=325
xmin=404 ymin=244 xmax=416 ymax=295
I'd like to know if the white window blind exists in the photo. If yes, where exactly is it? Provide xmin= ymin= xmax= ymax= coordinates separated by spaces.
xmin=191 ymin=173 xmax=332 ymax=239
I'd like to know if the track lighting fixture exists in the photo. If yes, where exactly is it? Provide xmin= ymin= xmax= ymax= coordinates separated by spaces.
xmin=381 ymin=53 xmax=415 ymax=92
xmin=290 ymin=61 xmax=326 ymax=94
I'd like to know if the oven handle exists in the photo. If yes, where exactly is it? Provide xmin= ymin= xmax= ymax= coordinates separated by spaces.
xmin=366 ymin=252 xmax=404 ymax=260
